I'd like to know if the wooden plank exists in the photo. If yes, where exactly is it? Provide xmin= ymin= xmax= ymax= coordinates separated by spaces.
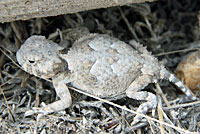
xmin=0 ymin=0 xmax=156 ymax=23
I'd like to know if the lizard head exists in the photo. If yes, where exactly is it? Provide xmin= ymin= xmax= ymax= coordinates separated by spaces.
xmin=17 ymin=36 xmax=67 ymax=79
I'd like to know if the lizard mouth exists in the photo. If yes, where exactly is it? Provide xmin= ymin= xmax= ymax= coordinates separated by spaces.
xmin=30 ymin=60 xmax=67 ymax=79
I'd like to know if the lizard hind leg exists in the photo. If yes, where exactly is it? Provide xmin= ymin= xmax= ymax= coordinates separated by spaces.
xmin=126 ymin=75 xmax=158 ymax=125
xmin=129 ymin=91 xmax=157 ymax=125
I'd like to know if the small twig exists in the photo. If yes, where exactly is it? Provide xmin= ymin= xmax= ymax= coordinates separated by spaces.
xmin=155 ymin=83 xmax=182 ymax=129
xmin=155 ymin=83 xmax=170 ymax=107
xmin=0 ymin=78 xmax=17 ymax=89
xmin=118 ymin=7 xmax=139 ymax=41
xmin=0 ymin=86 xmax=15 ymax=122
xmin=0 ymin=48 xmax=23 ymax=70
xmin=155 ymin=48 xmax=200 ymax=56
xmin=148 ymin=120 xmax=155 ymax=134
xmin=114 ymin=107 xmax=135 ymax=133
xmin=157 ymin=97 xmax=165 ymax=134
xmin=159 ymin=108 xmax=175 ymax=133
xmin=163 ymin=100 xmax=200 ymax=110
xmin=11 ymin=22 xmax=23 ymax=43
xmin=34 ymin=78 xmax=40 ymax=107
xmin=125 ymin=122 xmax=148 ymax=132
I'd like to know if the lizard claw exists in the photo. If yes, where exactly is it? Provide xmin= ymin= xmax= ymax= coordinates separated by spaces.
xmin=24 ymin=107 xmax=46 ymax=116
xmin=24 ymin=102 xmax=49 ymax=116
xmin=24 ymin=109 xmax=35 ymax=116
xmin=24 ymin=105 xmax=54 ymax=116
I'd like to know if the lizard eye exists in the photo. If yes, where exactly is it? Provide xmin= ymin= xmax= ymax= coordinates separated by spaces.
xmin=28 ymin=60 xmax=35 ymax=63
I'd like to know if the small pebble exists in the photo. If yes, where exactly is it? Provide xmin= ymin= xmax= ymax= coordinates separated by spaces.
xmin=176 ymin=51 xmax=200 ymax=90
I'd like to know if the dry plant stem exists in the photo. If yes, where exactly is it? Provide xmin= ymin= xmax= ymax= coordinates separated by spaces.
xmin=157 ymin=97 xmax=165 ymax=134
xmin=34 ymin=114 xmax=44 ymax=134
xmin=48 ymin=114 xmax=82 ymax=122
xmin=10 ymin=22 xmax=23 ymax=43
xmin=155 ymin=48 xmax=200 ymax=56
xmin=148 ymin=121 xmax=155 ymax=134
xmin=0 ymin=86 xmax=15 ymax=122
xmin=77 ymin=100 xmax=114 ymax=118
xmin=0 ymin=77 xmax=16 ymax=88
xmin=159 ymin=108 xmax=174 ymax=133
xmin=0 ymin=48 xmax=22 ymax=69
xmin=155 ymin=83 xmax=182 ymax=128
xmin=21 ymin=72 xmax=29 ymax=88
xmin=121 ymin=114 xmax=126 ymax=132
xmin=155 ymin=83 xmax=177 ymax=117
xmin=0 ymin=54 xmax=5 ymax=69
xmin=70 ymin=87 xmax=196 ymax=134
xmin=118 ymin=7 xmax=139 ymax=41
xmin=163 ymin=100 xmax=200 ymax=110
xmin=26 ymin=91 xmax=32 ymax=110
xmin=0 ymin=0 xmax=156 ymax=23
xmin=189 ymin=113 xmax=200 ymax=130
xmin=155 ymin=83 xmax=170 ymax=107
xmin=0 ymin=123 xmax=14 ymax=132
xmin=0 ymin=71 xmax=4 ymax=84
xmin=118 ymin=111 xmax=135 ymax=133
xmin=137 ymin=129 xmax=142 ymax=134
xmin=125 ymin=122 xmax=148 ymax=132
xmin=33 ymin=78 xmax=40 ymax=107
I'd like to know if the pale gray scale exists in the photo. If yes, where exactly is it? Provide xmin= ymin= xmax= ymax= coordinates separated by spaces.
xmin=111 ymin=58 xmax=135 ymax=76
xmin=110 ymin=39 xmax=133 ymax=54
xmin=88 ymin=35 xmax=141 ymax=76
xmin=63 ymin=46 xmax=103 ymax=88
xmin=88 ymin=36 xmax=112 ymax=51
xmin=90 ymin=59 xmax=114 ymax=81
xmin=90 ymin=55 xmax=132 ymax=82
xmin=63 ymin=34 xmax=145 ymax=97
xmin=66 ymin=59 xmax=115 ymax=95
xmin=109 ymin=38 xmax=145 ymax=65
xmin=85 ymin=56 xmax=141 ymax=96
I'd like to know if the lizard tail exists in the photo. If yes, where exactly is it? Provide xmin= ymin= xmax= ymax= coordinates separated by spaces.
xmin=160 ymin=66 xmax=197 ymax=100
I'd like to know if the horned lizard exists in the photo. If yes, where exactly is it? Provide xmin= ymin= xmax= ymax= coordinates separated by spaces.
xmin=16 ymin=33 xmax=196 ymax=125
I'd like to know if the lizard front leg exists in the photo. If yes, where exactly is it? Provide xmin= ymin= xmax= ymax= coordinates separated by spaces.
xmin=126 ymin=74 xmax=158 ymax=125
xmin=25 ymin=78 xmax=72 ymax=116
